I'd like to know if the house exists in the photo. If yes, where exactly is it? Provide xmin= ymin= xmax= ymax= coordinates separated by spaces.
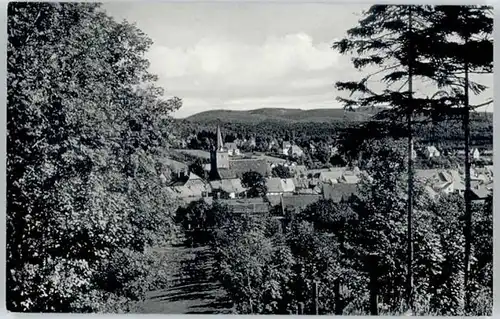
xmin=340 ymin=174 xmax=360 ymax=184
xmin=224 ymin=142 xmax=241 ymax=156
xmin=288 ymin=145 xmax=304 ymax=157
xmin=184 ymin=172 xmax=206 ymax=188
xmin=266 ymin=178 xmax=296 ymax=196
xmin=161 ymin=158 xmax=189 ymax=179
xmin=471 ymin=148 xmax=481 ymax=160
xmin=470 ymin=167 xmax=489 ymax=183
xmin=209 ymin=179 xmax=247 ymax=199
xmin=165 ymin=184 xmax=209 ymax=202
xmin=281 ymin=178 xmax=296 ymax=193
xmin=322 ymin=183 xmax=358 ymax=203
xmin=470 ymin=183 xmax=492 ymax=202
xmin=289 ymin=164 xmax=307 ymax=178
xmin=295 ymin=188 xmax=319 ymax=195
xmin=434 ymin=171 xmax=455 ymax=194
xmin=202 ymin=163 xmax=211 ymax=173
xmin=282 ymin=141 xmax=292 ymax=156
xmin=415 ymin=169 xmax=458 ymax=195
xmin=339 ymin=167 xmax=361 ymax=184
xmin=160 ymin=173 xmax=169 ymax=185
xmin=267 ymin=194 xmax=322 ymax=212
xmin=217 ymin=198 xmax=270 ymax=214
xmin=292 ymin=178 xmax=310 ymax=190
xmin=167 ymin=172 xmax=210 ymax=198
xmin=424 ymin=146 xmax=441 ymax=158
xmin=248 ymin=137 xmax=257 ymax=148
xmin=485 ymin=165 xmax=494 ymax=176
xmin=268 ymin=139 xmax=278 ymax=150
xmin=449 ymin=169 xmax=466 ymax=195
xmin=306 ymin=168 xmax=330 ymax=179
xmin=265 ymin=178 xmax=284 ymax=196
xmin=474 ymin=166 xmax=489 ymax=176
xmin=457 ymin=148 xmax=482 ymax=159
xmin=318 ymin=168 xmax=345 ymax=184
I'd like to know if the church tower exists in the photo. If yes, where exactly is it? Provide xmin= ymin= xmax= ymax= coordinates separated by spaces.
xmin=210 ymin=124 xmax=229 ymax=180
xmin=216 ymin=125 xmax=224 ymax=151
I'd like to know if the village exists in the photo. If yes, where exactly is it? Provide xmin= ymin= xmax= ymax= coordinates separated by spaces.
xmin=162 ymin=125 xmax=494 ymax=215
xmin=6 ymin=2 xmax=494 ymax=315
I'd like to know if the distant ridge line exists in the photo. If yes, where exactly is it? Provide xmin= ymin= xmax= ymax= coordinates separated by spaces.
xmin=183 ymin=107 xmax=386 ymax=124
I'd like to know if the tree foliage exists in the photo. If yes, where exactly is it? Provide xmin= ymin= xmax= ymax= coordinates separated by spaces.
xmin=7 ymin=2 xmax=181 ymax=312
xmin=205 ymin=137 xmax=492 ymax=315
xmin=271 ymin=165 xmax=293 ymax=179
xmin=241 ymin=171 xmax=268 ymax=198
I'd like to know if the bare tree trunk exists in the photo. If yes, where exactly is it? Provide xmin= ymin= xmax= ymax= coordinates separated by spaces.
xmin=463 ymin=37 xmax=472 ymax=314
xmin=406 ymin=5 xmax=414 ymax=310
xmin=369 ymin=254 xmax=379 ymax=315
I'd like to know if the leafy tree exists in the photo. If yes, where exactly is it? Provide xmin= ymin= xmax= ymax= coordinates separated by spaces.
xmin=293 ymin=200 xmax=361 ymax=314
xmin=175 ymin=200 xmax=232 ymax=246
xmin=212 ymin=214 xmax=295 ymax=314
xmin=423 ymin=194 xmax=466 ymax=315
xmin=242 ymin=171 xmax=268 ymax=198
xmin=7 ymin=2 xmax=181 ymax=312
xmin=188 ymin=157 xmax=206 ymax=179
xmin=347 ymin=138 xmax=430 ymax=313
xmin=468 ymin=196 xmax=492 ymax=315
xmin=286 ymin=221 xmax=343 ymax=314
xmin=271 ymin=165 xmax=292 ymax=179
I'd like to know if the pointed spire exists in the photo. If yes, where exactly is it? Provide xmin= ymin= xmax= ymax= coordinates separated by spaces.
xmin=216 ymin=124 xmax=223 ymax=151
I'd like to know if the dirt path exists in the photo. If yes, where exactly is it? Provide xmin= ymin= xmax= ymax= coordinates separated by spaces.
xmin=137 ymin=238 xmax=233 ymax=314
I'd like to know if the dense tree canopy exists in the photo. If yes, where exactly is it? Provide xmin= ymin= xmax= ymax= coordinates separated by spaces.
xmin=242 ymin=171 xmax=268 ymax=198
xmin=271 ymin=165 xmax=293 ymax=179
xmin=200 ymin=137 xmax=492 ymax=315
xmin=7 ymin=2 xmax=181 ymax=312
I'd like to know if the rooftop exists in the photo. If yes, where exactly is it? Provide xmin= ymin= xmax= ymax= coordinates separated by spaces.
xmin=210 ymin=178 xmax=246 ymax=194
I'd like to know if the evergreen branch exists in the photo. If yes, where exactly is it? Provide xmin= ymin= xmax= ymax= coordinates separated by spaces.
xmin=396 ymin=79 xmax=409 ymax=92
xmin=470 ymin=99 xmax=493 ymax=110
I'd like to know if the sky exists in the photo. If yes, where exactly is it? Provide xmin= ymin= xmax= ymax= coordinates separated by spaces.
xmin=103 ymin=3 xmax=493 ymax=118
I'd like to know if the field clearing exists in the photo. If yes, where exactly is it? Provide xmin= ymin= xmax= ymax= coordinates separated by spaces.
xmin=172 ymin=149 xmax=211 ymax=160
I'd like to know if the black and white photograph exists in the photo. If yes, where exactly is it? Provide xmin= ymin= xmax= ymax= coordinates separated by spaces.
xmin=6 ymin=2 xmax=493 ymax=315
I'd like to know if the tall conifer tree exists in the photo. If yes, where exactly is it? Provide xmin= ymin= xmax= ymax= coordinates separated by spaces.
xmin=333 ymin=5 xmax=438 ymax=309
xmin=423 ymin=5 xmax=493 ymax=312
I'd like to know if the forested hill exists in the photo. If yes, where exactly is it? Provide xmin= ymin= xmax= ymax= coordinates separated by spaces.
xmin=184 ymin=107 xmax=383 ymax=124
xmin=184 ymin=107 xmax=493 ymax=125
xmin=173 ymin=110 xmax=493 ymax=151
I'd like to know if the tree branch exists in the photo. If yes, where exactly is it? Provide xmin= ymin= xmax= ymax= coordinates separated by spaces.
xmin=470 ymin=99 xmax=493 ymax=110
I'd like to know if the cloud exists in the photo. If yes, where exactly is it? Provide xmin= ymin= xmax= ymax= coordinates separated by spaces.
xmin=146 ymin=33 xmax=345 ymax=116
xmin=148 ymin=33 xmax=340 ymax=82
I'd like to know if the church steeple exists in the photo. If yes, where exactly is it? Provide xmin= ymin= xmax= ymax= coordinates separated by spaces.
xmin=210 ymin=124 xmax=230 ymax=180
xmin=216 ymin=124 xmax=224 ymax=151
